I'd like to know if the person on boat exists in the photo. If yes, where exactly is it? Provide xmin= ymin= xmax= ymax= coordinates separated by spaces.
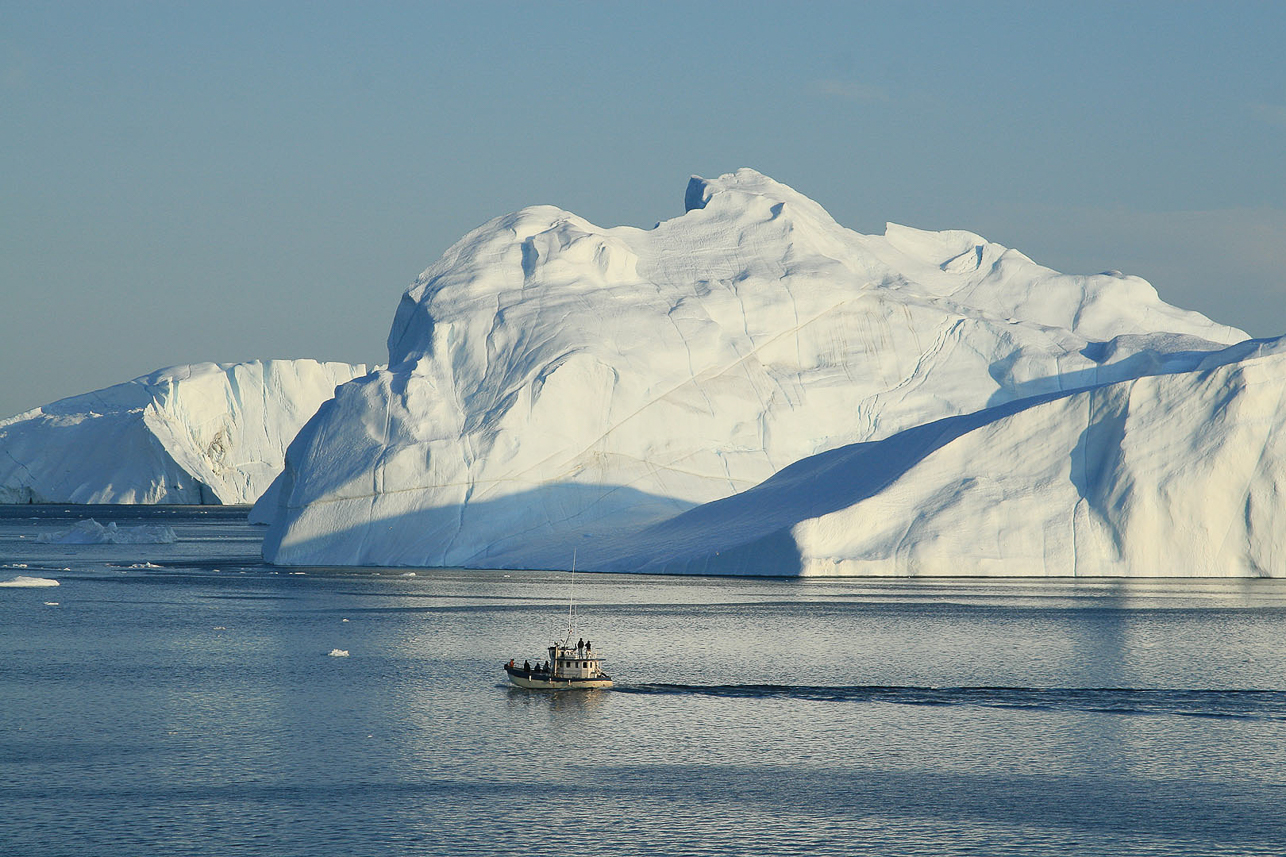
xmin=586 ymin=641 xmax=592 ymax=653
xmin=577 ymin=638 xmax=584 ymax=651
xmin=524 ymin=660 xmax=531 ymax=672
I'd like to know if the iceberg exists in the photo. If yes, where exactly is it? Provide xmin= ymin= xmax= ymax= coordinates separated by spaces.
xmin=0 ymin=575 xmax=60 ymax=588
xmin=258 ymin=169 xmax=1269 ymax=575
xmin=0 ymin=359 xmax=368 ymax=505
xmin=37 ymin=519 xmax=178 ymax=545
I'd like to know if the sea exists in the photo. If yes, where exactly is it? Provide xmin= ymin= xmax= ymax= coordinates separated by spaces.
xmin=2 ymin=506 xmax=1286 ymax=856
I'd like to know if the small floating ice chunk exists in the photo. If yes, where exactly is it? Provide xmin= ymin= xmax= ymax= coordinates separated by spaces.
xmin=3 ymin=563 xmax=29 ymax=569
xmin=327 ymin=649 xmax=350 ymax=658
xmin=0 ymin=575 xmax=60 ymax=588
xmin=43 ymin=601 xmax=59 ymax=606
xmin=38 ymin=520 xmax=177 ymax=545
xmin=400 ymin=572 xmax=416 ymax=578
xmin=341 ymin=618 xmax=349 ymax=622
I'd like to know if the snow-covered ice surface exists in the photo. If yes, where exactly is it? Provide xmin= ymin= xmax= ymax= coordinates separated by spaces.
xmin=257 ymin=169 xmax=1278 ymax=576
xmin=0 ymin=359 xmax=368 ymax=504
xmin=37 ymin=519 xmax=178 ymax=545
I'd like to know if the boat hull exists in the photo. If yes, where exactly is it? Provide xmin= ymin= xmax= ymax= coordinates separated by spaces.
xmin=505 ymin=666 xmax=612 ymax=690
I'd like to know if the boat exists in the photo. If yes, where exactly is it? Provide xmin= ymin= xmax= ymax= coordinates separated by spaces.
xmin=504 ymin=636 xmax=612 ymax=690
xmin=504 ymin=556 xmax=612 ymax=690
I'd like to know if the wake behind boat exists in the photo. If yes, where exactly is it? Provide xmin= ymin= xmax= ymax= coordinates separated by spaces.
xmin=504 ymin=636 xmax=612 ymax=690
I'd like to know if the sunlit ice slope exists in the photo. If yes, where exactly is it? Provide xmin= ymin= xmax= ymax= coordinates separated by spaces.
xmin=259 ymin=169 xmax=1249 ymax=571
xmin=0 ymin=360 xmax=368 ymax=504
xmin=588 ymin=337 xmax=1286 ymax=577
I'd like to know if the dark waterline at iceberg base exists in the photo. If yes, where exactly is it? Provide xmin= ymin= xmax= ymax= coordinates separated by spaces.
xmin=3 ymin=507 xmax=1286 ymax=856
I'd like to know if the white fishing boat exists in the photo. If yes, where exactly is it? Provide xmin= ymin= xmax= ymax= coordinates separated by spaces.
xmin=504 ymin=557 xmax=613 ymax=690
xmin=504 ymin=637 xmax=612 ymax=690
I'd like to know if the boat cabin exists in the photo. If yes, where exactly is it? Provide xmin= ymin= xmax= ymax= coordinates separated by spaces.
xmin=549 ymin=641 xmax=605 ymax=680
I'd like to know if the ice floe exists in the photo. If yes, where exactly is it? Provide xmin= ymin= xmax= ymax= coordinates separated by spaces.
xmin=0 ymin=575 xmax=60 ymax=588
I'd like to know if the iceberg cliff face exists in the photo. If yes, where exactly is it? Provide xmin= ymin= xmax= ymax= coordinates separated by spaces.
xmin=0 ymin=360 xmax=368 ymax=504
xmin=587 ymin=337 xmax=1286 ymax=577
xmin=260 ymin=169 xmax=1256 ymax=573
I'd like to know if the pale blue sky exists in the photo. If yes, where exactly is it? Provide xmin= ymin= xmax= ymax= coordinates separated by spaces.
xmin=3 ymin=1 xmax=1284 ymax=419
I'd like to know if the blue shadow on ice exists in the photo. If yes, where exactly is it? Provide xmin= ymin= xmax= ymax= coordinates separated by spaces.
xmin=592 ymin=388 xmax=1083 ymax=575
xmin=268 ymin=335 xmax=1284 ymax=576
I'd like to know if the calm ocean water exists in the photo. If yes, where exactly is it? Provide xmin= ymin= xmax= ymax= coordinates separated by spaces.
xmin=3 ymin=506 xmax=1286 ymax=856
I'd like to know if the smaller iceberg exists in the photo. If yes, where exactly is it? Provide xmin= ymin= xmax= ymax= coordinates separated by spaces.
xmin=0 ymin=358 xmax=370 ymax=505
xmin=38 ymin=520 xmax=178 ymax=545
xmin=327 ymin=649 xmax=350 ymax=658
xmin=0 ymin=575 xmax=61 ymax=588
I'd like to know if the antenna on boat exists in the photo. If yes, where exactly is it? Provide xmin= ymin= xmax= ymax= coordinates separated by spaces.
xmin=567 ymin=549 xmax=577 ymax=641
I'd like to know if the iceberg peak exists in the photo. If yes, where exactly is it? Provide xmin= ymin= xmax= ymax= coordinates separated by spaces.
xmin=683 ymin=168 xmax=841 ymax=228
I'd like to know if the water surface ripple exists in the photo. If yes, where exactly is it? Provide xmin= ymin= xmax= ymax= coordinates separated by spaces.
xmin=5 ymin=507 xmax=1286 ymax=856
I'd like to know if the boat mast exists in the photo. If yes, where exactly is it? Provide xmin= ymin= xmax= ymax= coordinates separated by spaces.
xmin=566 ymin=549 xmax=576 ymax=643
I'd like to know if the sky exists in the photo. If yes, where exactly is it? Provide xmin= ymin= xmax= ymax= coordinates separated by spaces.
xmin=3 ymin=1 xmax=1284 ymax=420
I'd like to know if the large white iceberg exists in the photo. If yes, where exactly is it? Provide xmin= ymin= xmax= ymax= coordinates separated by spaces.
xmin=259 ymin=169 xmax=1264 ymax=574
xmin=0 ymin=359 xmax=368 ymax=505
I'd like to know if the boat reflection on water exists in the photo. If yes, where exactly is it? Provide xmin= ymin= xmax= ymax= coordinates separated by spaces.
xmin=503 ymin=682 xmax=612 ymax=715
